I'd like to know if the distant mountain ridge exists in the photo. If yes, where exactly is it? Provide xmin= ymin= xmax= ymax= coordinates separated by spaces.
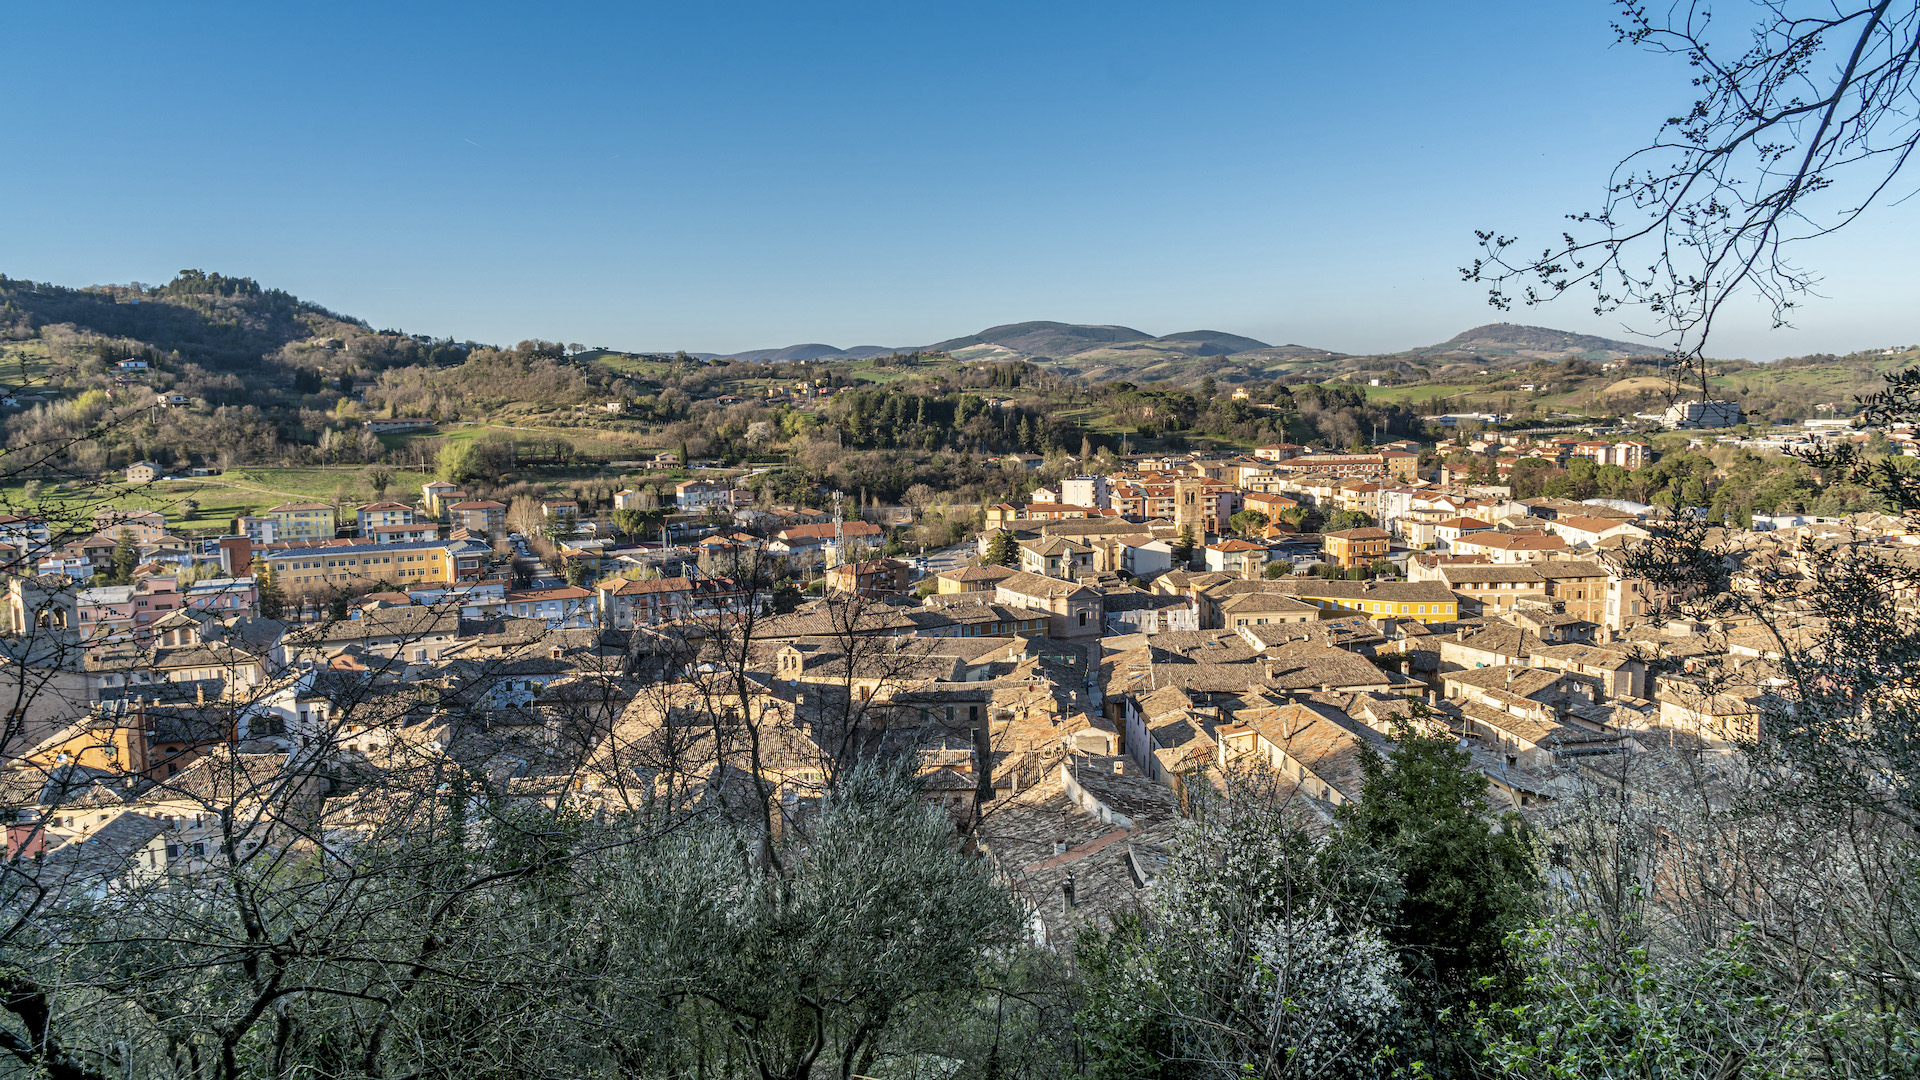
xmin=698 ymin=315 xmax=1674 ymax=386
xmin=0 ymin=268 xmax=1668 ymax=390
xmin=721 ymin=343 xmax=898 ymax=363
xmin=705 ymin=320 xmax=1657 ymax=371
xmin=1407 ymin=323 xmax=1662 ymax=361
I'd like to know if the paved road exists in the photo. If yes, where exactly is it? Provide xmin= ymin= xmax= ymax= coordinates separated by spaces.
xmin=918 ymin=541 xmax=978 ymax=577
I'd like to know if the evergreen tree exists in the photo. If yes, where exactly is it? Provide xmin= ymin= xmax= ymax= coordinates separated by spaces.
xmin=1173 ymin=524 xmax=1195 ymax=564
xmin=1336 ymin=721 xmax=1536 ymax=1000
xmin=256 ymin=565 xmax=285 ymax=620
xmin=108 ymin=528 xmax=138 ymax=584
xmin=983 ymin=530 xmax=1017 ymax=567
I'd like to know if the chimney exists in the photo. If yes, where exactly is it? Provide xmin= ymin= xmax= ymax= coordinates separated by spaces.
xmin=1054 ymin=838 xmax=1068 ymax=856
xmin=1112 ymin=759 xmax=1125 ymax=775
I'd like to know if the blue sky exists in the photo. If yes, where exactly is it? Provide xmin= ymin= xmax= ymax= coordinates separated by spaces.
xmin=5 ymin=1 xmax=1915 ymax=359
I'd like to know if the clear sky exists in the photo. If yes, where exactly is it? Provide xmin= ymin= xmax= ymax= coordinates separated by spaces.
xmin=6 ymin=1 xmax=1915 ymax=359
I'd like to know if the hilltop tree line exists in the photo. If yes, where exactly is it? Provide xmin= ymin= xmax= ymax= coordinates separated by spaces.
xmin=1485 ymin=442 xmax=1897 ymax=521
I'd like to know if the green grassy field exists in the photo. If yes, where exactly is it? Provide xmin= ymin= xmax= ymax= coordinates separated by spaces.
xmin=0 ymin=464 xmax=447 ymax=535
xmin=0 ymin=479 xmax=270 ymax=534
xmin=1361 ymin=382 xmax=1483 ymax=405
xmin=0 ymin=341 xmax=58 ymax=390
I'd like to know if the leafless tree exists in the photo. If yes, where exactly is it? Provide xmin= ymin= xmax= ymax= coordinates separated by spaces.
xmin=1468 ymin=0 xmax=1920 ymax=391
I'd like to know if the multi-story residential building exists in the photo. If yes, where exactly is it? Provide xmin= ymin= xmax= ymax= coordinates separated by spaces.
xmin=1448 ymin=529 xmax=1569 ymax=563
xmin=1605 ymin=573 xmax=1661 ymax=631
xmin=1217 ymin=593 xmax=1320 ymax=629
xmin=598 ymin=577 xmax=689 ymax=629
xmin=1280 ymin=454 xmax=1388 ymax=479
xmin=1117 ymin=535 xmax=1179 ymax=578
xmin=1060 ymin=475 xmax=1112 ymax=509
xmin=501 ymin=584 xmax=596 ymax=627
xmin=33 ymin=555 xmax=94 ymax=580
xmin=1536 ymin=561 xmax=1609 ymax=624
xmin=75 ymin=575 xmax=181 ymax=646
xmin=1568 ymin=440 xmax=1651 ymax=470
xmin=179 ymin=576 xmax=259 ymax=617
xmin=92 ymin=508 xmax=168 ymax=544
xmin=934 ymin=565 xmax=1016 ymax=594
xmin=1436 ymin=564 xmax=1549 ymax=616
xmin=355 ymin=502 xmax=418 ymax=535
xmin=1433 ymin=516 xmax=1495 ymax=551
xmin=54 ymin=534 xmax=121 ymax=574
xmin=767 ymin=521 xmax=885 ymax=562
xmin=1334 ymin=481 xmax=1381 ymax=514
xmin=674 ymin=480 xmax=731 ymax=510
xmin=421 ymin=481 xmax=465 ymax=518
xmin=0 ymin=515 xmax=52 ymax=566
xmin=1662 ymin=399 xmax=1743 ymax=429
xmin=1253 ymin=443 xmax=1307 ymax=461
xmin=261 ymin=538 xmax=491 ymax=590
xmin=1203 ymin=540 xmax=1267 ymax=577
xmin=447 ymin=500 xmax=508 ymax=536
xmin=1543 ymin=515 xmax=1648 ymax=550
xmin=1241 ymin=491 xmax=1301 ymax=520
xmin=1282 ymin=475 xmax=1343 ymax=508
xmin=1232 ymin=464 xmax=1291 ymax=492
xmin=236 ymin=516 xmax=278 ymax=544
xmin=596 ymin=577 xmax=749 ymax=627
xmin=1019 ymin=537 xmax=1093 ymax=579
xmin=542 ymin=500 xmax=581 ymax=533
xmin=1267 ymin=579 xmax=1459 ymax=624
xmin=1378 ymin=451 xmax=1419 ymax=482
xmin=1322 ymin=527 xmax=1391 ymax=568
xmin=825 ymin=558 xmax=913 ymax=598
xmin=367 ymin=523 xmax=440 ymax=545
xmin=266 ymin=503 xmax=337 ymax=541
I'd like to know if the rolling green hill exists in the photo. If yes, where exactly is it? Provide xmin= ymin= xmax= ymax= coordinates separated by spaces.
xmin=927 ymin=320 xmax=1154 ymax=359
xmin=0 ymin=271 xmax=368 ymax=373
xmin=1401 ymin=322 xmax=1664 ymax=362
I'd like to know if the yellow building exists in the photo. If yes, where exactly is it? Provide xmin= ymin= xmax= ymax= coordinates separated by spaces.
xmin=262 ymin=539 xmax=491 ymax=589
xmin=1285 ymin=580 xmax=1458 ymax=623
xmin=266 ymin=502 xmax=338 ymax=541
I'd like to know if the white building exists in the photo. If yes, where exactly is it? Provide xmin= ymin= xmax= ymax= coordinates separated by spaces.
xmin=1662 ymin=400 xmax=1743 ymax=429
xmin=1060 ymin=475 xmax=1112 ymax=510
